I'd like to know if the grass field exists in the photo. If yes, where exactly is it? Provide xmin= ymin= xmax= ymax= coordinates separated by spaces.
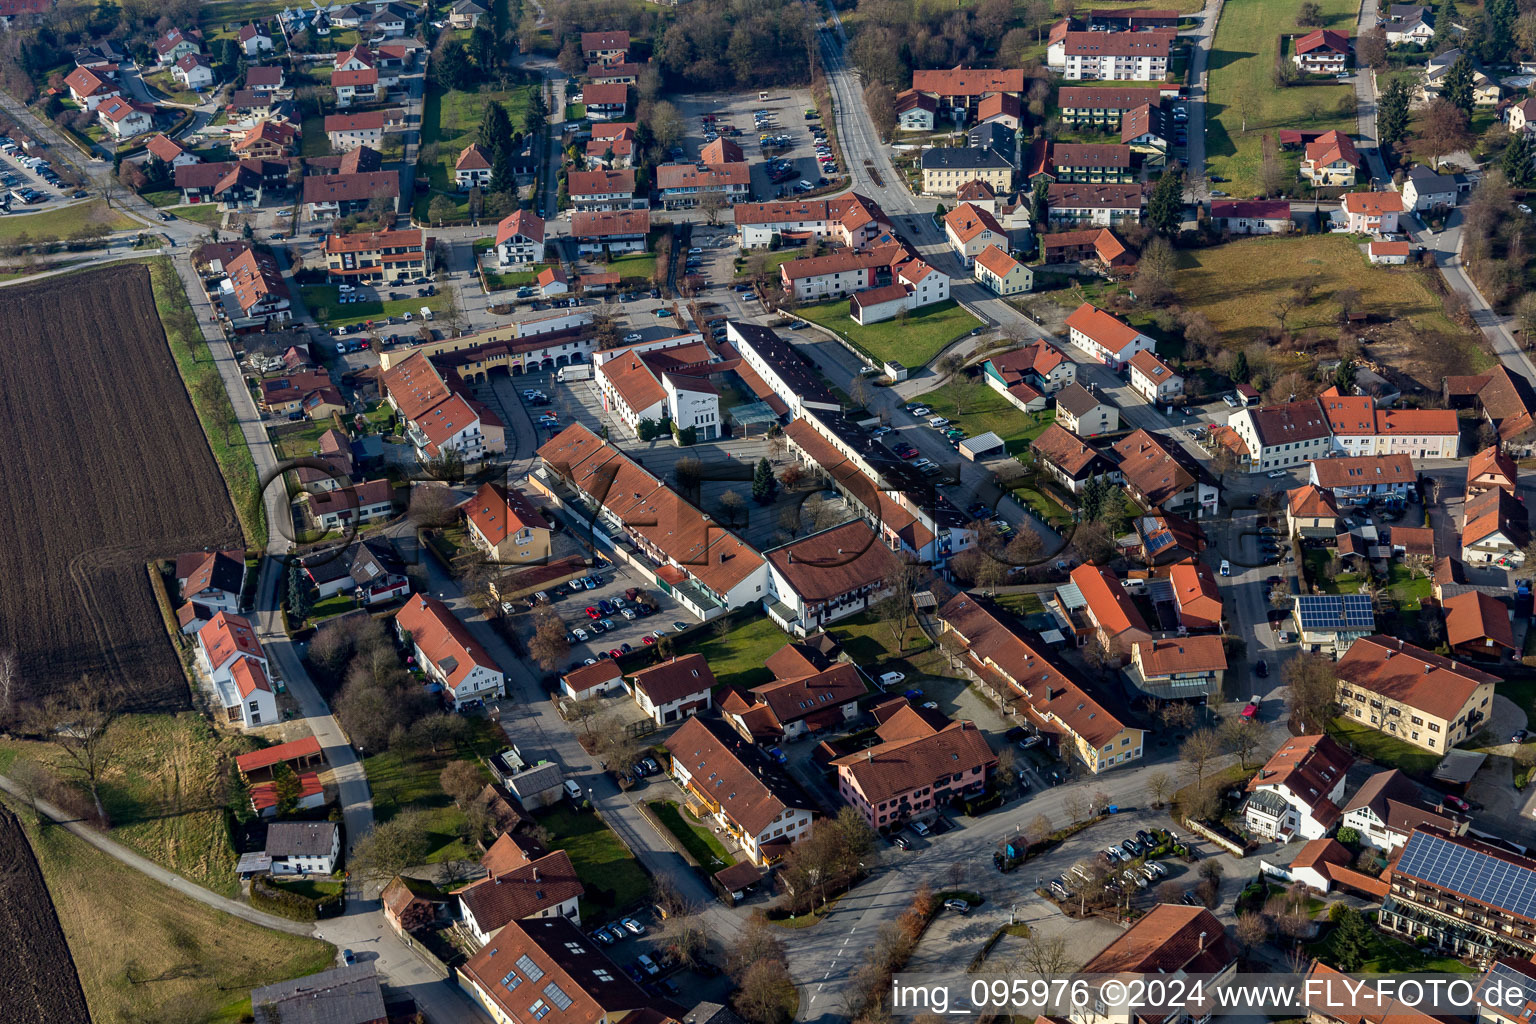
xmin=143 ymin=69 xmax=208 ymax=106
xmin=1329 ymin=716 xmax=1443 ymax=775
xmin=677 ymin=615 xmax=786 ymax=691
xmin=647 ymin=800 xmax=734 ymax=869
xmin=414 ymin=81 xmax=538 ymax=222
xmin=1178 ymin=235 xmax=1465 ymax=346
xmin=1307 ymin=913 xmax=1474 ymax=973
xmin=143 ymin=190 xmax=181 ymax=208
xmin=174 ymin=204 xmax=226 ymax=228
xmin=538 ymin=805 xmax=651 ymax=922
xmin=830 ymin=610 xmax=930 ymax=667
xmin=273 ymin=416 xmax=339 ymax=460
xmin=299 ymin=285 xmax=447 ymax=328
xmin=148 ymin=257 xmax=267 ymax=545
xmin=8 ymin=797 xmax=335 ymax=1024
xmin=918 ymin=377 xmax=1057 ymax=455
xmin=300 ymin=115 xmax=330 ymax=158
xmin=1204 ymin=0 xmax=1358 ymax=195
xmin=483 ymin=263 xmax=551 ymax=291
xmin=607 ymin=251 xmax=658 ymax=284
xmin=0 ymin=201 xmax=134 ymax=243
xmin=796 ymin=298 xmax=981 ymax=367
xmin=735 ymin=250 xmax=798 ymax=278
xmin=362 ymin=717 xmax=502 ymax=863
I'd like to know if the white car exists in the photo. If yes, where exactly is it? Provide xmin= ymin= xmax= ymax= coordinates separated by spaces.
xmin=1221 ymin=394 xmax=1239 ymax=408
xmin=624 ymin=332 xmax=642 ymax=341
xmin=1266 ymin=469 xmax=1288 ymax=479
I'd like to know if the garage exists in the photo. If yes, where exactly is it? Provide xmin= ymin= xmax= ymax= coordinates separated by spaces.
xmin=958 ymin=431 xmax=1006 ymax=461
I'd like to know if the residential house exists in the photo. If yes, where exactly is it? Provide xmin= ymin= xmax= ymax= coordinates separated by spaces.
xmin=1379 ymin=828 xmax=1536 ymax=957
xmin=381 ymin=351 xmax=491 ymax=465
xmin=1461 ymin=486 xmax=1530 ymax=564
xmin=175 ymin=548 xmax=245 ymax=613
xmin=155 ymin=27 xmax=200 ymax=65
xmin=237 ymin=23 xmax=273 ymax=56
xmin=96 ymin=97 xmax=153 ymax=139
xmin=322 ymin=228 xmax=430 ymax=284
xmin=266 ymin=822 xmax=341 ymax=875
xmin=584 ymin=122 xmax=637 ymax=168
xmin=581 ymin=30 xmax=630 ymax=63
xmin=1287 ymin=484 xmax=1343 ymax=538
xmin=1110 ymin=430 xmax=1218 ymax=517
xmin=1043 ymin=227 xmax=1133 ymax=267
xmin=1057 ymin=86 xmax=1177 ymax=128
xmin=587 ymin=61 xmax=642 ymax=86
xmin=1444 ymin=366 xmax=1536 ymax=453
xmin=943 ymin=202 xmax=1006 ymax=266
xmin=593 ymin=340 xmax=722 ymax=440
xmin=1368 ymin=239 xmax=1410 ymax=267
xmin=831 ymin=705 xmax=996 ymax=828
xmin=1074 ymin=906 xmax=1239 ymax=1024
xmin=382 ymin=876 xmax=451 ymax=936
xmin=1341 ymin=768 xmax=1466 ymax=852
xmin=146 ymin=133 xmax=197 ymax=168
xmin=1419 ymin=48 xmax=1502 ymax=106
xmin=460 ymin=918 xmax=659 ymax=1024
xmin=1443 ymin=590 xmax=1515 ymax=660
xmin=1127 ymin=349 xmax=1182 ymax=404
xmin=302 ymin=479 xmax=395 ymax=530
xmin=249 ymin=767 xmax=324 ymax=815
xmin=561 ymin=659 xmax=623 ymax=701
xmin=1293 ymin=29 xmax=1350 ymax=74
xmin=983 ymin=340 xmax=1076 ymax=412
xmin=1300 ymin=130 xmax=1360 ymax=186
xmin=455 ymin=143 xmax=491 ymax=189
xmin=302 ymin=538 xmax=410 ymax=606
xmin=462 ymin=482 xmax=552 ymax=564
xmin=1133 ymin=511 xmax=1205 ymax=565
xmin=920 ymin=146 xmax=1014 ymax=195
xmin=1049 ymin=29 xmax=1176 ymax=81
xmin=1127 ymin=635 xmax=1227 ymax=701
xmin=259 ymin=370 xmax=336 ymax=416
xmin=455 ymin=835 xmax=583 ymax=948
xmin=1031 ymin=423 xmax=1116 ymax=493
xmin=1169 ymin=558 xmax=1223 ymax=631
xmin=1055 ymin=382 xmax=1120 ymax=436
xmin=909 ymin=67 xmax=1027 ymax=123
xmin=977 ymin=91 xmax=1023 ymax=130
xmin=732 ymin=193 xmax=888 ymax=250
xmin=1511 ymin=97 xmax=1536 ymax=135
xmin=1046 ymin=182 xmax=1145 ymax=226
xmin=333 ymin=67 xmax=383 ymax=107
xmin=394 ymin=593 xmax=505 ymax=708
xmin=495 ymin=210 xmax=545 ymax=267
xmin=196 ymin=611 xmax=277 ymax=729
xmin=63 ymin=66 xmax=120 ymax=109
xmin=233 ymin=120 xmax=297 ymax=160
xmin=1335 ymin=635 xmax=1498 ymax=752
xmin=303 ymin=169 xmax=400 ymax=219
xmin=1069 ymin=563 xmax=1152 ymax=659
xmin=448 ymin=0 xmax=489 ymax=29
xmin=1229 ymin=399 xmax=1333 ymax=472
xmin=763 ymin=520 xmax=899 ymax=636
xmin=1065 ymin=302 xmax=1154 ymax=369
xmin=1291 ymin=594 xmax=1377 ymax=656
xmin=1343 ymin=190 xmax=1403 ymax=233
xmin=939 ymin=593 xmax=1146 ymax=773
xmin=566 ymin=168 xmax=639 ymax=211
xmin=224 ymin=247 xmax=292 ymax=325
xmin=1383 ymin=4 xmax=1435 ymax=46
xmin=654 ymin=161 xmax=751 ymax=209
xmin=1209 ymin=199 xmax=1293 ymax=234
xmin=1243 ymin=734 xmax=1353 ymax=841
xmin=721 ymin=645 xmax=863 ymax=742
xmin=251 ymin=965 xmax=385 ymax=1024
xmin=972 ymin=243 xmax=1033 ymax=296
xmin=895 ymin=88 xmax=938 ymax=130
xmin=1051 ymin=142 xmax=1133 ymax=184
xmin=1318 ymin=389 xmax=1460 ymax=459
xmin=1466 ymin=444 xmax=1518 ymax=496
xmin=1120 ymin=103 xmax=1169 ymax=167
xmin=1401 ymin=164 xmax=1463 ymax=210
xmin=569 ymin=208 xmax=650 ymax=256
xmin=1307 ymin=454 xmax=1417 ymax=501
xmin=628 ymin=654 xmax=716 ymax=727
xmin=581 ymin=83 xmax=629 ymax=121
xmin=663 ymin=717 xmax=814 ymax=866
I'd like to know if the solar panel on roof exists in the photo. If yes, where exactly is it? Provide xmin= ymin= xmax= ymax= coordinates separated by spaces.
xmin=1293 ymin=595 xmax=1375 ymax=630
xmin=1396 ymin=831 xmax=1536 ymax=922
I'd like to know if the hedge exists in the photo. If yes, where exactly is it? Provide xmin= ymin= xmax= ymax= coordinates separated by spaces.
xmin=250 ymin=874 xmax=345 ymax=921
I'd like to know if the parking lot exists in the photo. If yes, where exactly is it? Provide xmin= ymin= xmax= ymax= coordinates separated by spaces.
xmin=0 ymin=136 xmax=80 ymax=206
xmin=672 ymin=87 xmax=831 ymax=202
xmin=584 ymin=906 xmax=733 ymax=1004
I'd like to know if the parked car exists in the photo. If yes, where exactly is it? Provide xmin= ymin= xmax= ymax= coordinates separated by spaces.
xmin=944 ymin=899 xmax=970 ymax=914
xmin=910 ymin=820 xmax=931 ymax=837
xmin=621 ymin=917 xmax=646 ymax=935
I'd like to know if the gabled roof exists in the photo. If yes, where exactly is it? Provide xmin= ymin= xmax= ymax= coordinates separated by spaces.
xmin=463 ymin=482 xmax=550 ymax=546
xmin=1069 ymin=564 xmax=1148 ymax=637
xmin=567 ymin=167 xmax=634 ymax=196
xmin=746 ymin=662 xmax=865 ymax=727
xmin=974 ymin=243 xmax=1024 ymax=278
xmin=1309 ymin=454 xmax=1416 ymax=489
xmin=1305 ymin=129 xmax=1360 ymax=168
xmin=1288 ymin=483 xmax=1340 ymax=519
xmin=1133 ymin=635 xmax=1227 ymax=677
xmin=1343 ymin=190 xmax=1404 ymax=215
xmin=496 ymin=208 xmax=545 ymax=245
xmin=1296 ymin=28 xmax=1351 ymax=54
xmin=1335 ymin=636 xmax=1500 ymax=719
xmin=199 ymin=610 xmax=264 ymax=667
xmin=943 ymin=202 xmax=1004 ymax=243
xmin=1247 ymin=734 xmax=1352 ymax=824
xmin=1064 ymin=302 xmax=1143 ymax=353
xmin=456 ymin=847 xmax=583 ymax=936
xmin=456 ymin=142 xmax=492 ymax=171
xmin=1245 ymin=398 xmax=1332 ymax=446
xmin=1342 ymin=768 xmax=1462 ymax=838
xmin=569 ymin=209 xmax=649 ymax=238
xmin=629 ymin=654 xmax=717 ymax=705
xmin=1109 ymin=429 xmax=1202 ymax=510
xmin=1128 ymin=349 xmax=1177 ymax=384
xmin=830 ymin=707 xmax=996 ymax=806
xmin=763 ymin=520 xmax=900 ymax=603
xmin=460 ymin=918 xmax=651 ymax=1024
xmin=1467 ymin=444 xmax=1518 ymax=489
xmin=1168 ymin=559 xmax=1222 ymax=628
xmin=1030 ymin=423 xmax=1106 ymax=477
xmin=1080 ymin=904 xmax=1236 ymax=975
xmin=663 ymin=717 xmax=805 ymax=835
xmin=181 ymin=548 xmax=245 ymax=598
xmin=911 ymin=67 xmax=1027 ymax=96
xmin=394 ymin=593 xmax=502 ymax=689
xmin=1055 ymin=381 xmax=1107 ymax=418
xmin=1443 ymin=590 xmax=1514 ymax=650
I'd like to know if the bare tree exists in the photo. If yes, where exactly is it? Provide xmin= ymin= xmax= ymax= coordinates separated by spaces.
xmin=1146 ymin=769 xmax=1172 ymax=808
xmin=32 ymin=683 xmax=122 ymax=822
xmin=1284 ymin=651 xmax=1339 ymax=732
xmin=1016 ymin=933 xmax=1078 ymax=975
xmin=1220 ymin=717 xmax=1262 ymax=771
xmin=1179 ymin=727 xmax=1223 ymax=790
xmin=1235 ymin=911 xmax=1270 ymax=951
xmin=0 ymin=647 xmax=18 ymax=727
xmin=440 ymin=759 xmax=483 ymax=806
xmin=1063 ymin=791 xmax=1088 ymax=824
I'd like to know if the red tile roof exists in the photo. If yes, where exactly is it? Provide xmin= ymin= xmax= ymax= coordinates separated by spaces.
xmin=831 ymin=707 xmax=996 ymax=806
xmin=394 ymin=593 xmax=502 ymax=689
xmin=1442 ymin=591 xmax=1514 ymax=650
xmin=1065 ymin=302 xmax=1141 ymax=351
xmin=911 ymin=67 xmax=1027 ymax=96
xmin=664 ymin=717 xmax=800 ymax=834
xmin=235 ymin=735 xmax=324 ymax=775
xmin=199 ymin=611 xmax=264 ymax=666
xmin=1080 ymin=904 xmax=1236 ymax=975
xmin=1070 ymin=564 xmax=1149 ymax=638
xmin=1335 ymin=636 xmax=1500 ymax=719
xmin=629 ymin=654 xmax=717 ymax=705
xmin=1133 ymin=635 xmax=1227 ymax=677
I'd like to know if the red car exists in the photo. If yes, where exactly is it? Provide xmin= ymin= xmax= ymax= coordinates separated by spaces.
xmin=609 ymin=648 xmax=623 ymax=658
xmin=642 ymin=635 xmax=655 ymax=645
xmin=585 ymin=606 xmax=600 ymax=619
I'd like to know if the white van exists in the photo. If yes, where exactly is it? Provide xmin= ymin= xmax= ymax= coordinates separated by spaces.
xmin=878 ymin=671 xmax=905 ymax=686
xmin=563 ymin=779 xmax=582 ymax=801
xmin=420 ymin=306 xmax=434 ymax=320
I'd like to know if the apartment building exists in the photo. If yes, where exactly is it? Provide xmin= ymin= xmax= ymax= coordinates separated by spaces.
xmin=1335 ymin=636 xmax=1498 ymax=752
xmin=322 ymin=228 xmax=429 ymax=283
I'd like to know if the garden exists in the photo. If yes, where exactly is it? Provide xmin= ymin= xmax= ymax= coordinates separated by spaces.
xmin=795 ymin=298 xmax=981 ymax=368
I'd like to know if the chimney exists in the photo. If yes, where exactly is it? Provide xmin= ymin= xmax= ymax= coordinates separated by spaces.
xmin=788 ymin=551 xmax=794 ymax=564
xmin=532 ymin=866 xmax=540 ymax=882
xmin=866 ymin=750 xmax=874 ymax=761
xmin=1198 ymin=931 xmax=1207 ymax=951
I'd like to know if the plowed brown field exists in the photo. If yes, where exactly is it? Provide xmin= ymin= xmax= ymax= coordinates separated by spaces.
xmin=0 ymin=805 xmax=91 ymax=1024
xmin=0 ymin=265 xmax=242 ymax=711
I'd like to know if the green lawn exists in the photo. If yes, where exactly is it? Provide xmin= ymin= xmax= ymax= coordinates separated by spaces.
xmin=735 ymin=250 xmax=798 ymax=278
xmin=1329 ymin=716 xmax=1444 ymax=776
xmin=361 ymin=717 xmax=502 ymax=863
xmin=647 ymin=800 xmax=734 ymax=869
xmin=537 ymin=805 xmax=651 ymax=922
xmin=919 ymin=377 xmax=1057 ymax=455
xmin=414 ymin=80 xmax=538 ymax=222
xmin=299 ymin=285 xmax=446 ymax=328
xmin=607 ymin=251 xmax=657 ymax=284
xmin=830 ymin=610 xmax=930 ymax=667
xmin=143 ymin=189 xmax=181 ymax=208
xmin=147 ymin=257 xmax=267 ymax=544
xmin=565 ymin=103 xmax=586 ymax=120
xmin=1204 ymin=0 xmax=1359 ymax=196
xmin=0 ymin=201 xmax=134 ymax=244
xmin=273 ymin=416 xmax=338 ymax=459
xmin=174 ymin=204 xmax=226 ymax=228
xmin=483 ymin=263 xmax=551 ymax=291
xmin=300 ymin=115 xmax=331 ymax=158
xmin=270 ymin=876 xmax=344 ymax=900
xmin=143 ymin=68 xmax=208 ymax=105
xmin=677 ymin=615 xmax=787 ymax=691
xmin=797 ymin=297 xmax=981 ymax=367
xmin=1307 ymin=914 xmax=1474 ymax=973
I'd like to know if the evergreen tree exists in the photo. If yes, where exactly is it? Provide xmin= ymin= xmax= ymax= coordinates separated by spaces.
xmin=1232 ymin=350 xmax=1249 ymax=386
xmin=1332 ymin=360 xmax=1356 ymax=394
xmin=287 ymin=561 xmax=313 ymax=621
xmin=1444 ymin=53 xmax=1475 ymax=116
xmin=526 ymin=88 xmax=549 ymax=137
xmin=469 ymin=24 xmax=497 ymax=73
xmin=435 ymin=42 xmax=473 ymax=91
xmin=1031 ymin=176 xmax=1050 ymax=224
xmin=1490 ymin=0 xmax=1517 ymax=62
xmin=1378 ymin=77 xmax=1411 ymax=152
xmin=1147 ymin=167 xmax=1185 ymax=235
xmin=1330 ymin=908 xmax=1372 ymax=972
xmin=751 ymin=457 xmax=777 ymax=504
xmin=489 ymin=142 xmax=516 ymax=194
xmin=479 ymin=102 xmax=513 ymax=156
xmin=271 ymin=762 xmax=304 ymax=816
xmin=1503 ymin=130 xmax=1536 ymax=188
